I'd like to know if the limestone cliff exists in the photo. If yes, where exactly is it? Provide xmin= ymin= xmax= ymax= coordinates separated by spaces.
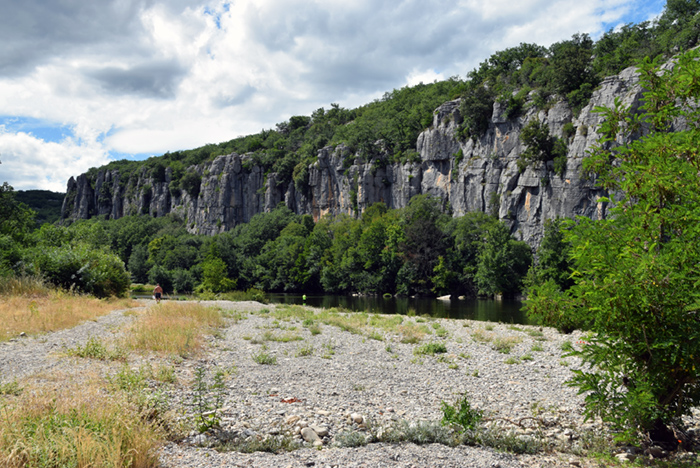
xmin=61 ymin=64 xmax=644 ymax=246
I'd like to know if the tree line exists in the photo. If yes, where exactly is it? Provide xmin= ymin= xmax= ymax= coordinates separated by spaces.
xmin=3 ymin=188 xmax=544 ymax=299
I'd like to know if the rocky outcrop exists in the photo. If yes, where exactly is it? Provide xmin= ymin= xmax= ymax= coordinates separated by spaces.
xmin=61 ymin=64 xmax=646 ymax=247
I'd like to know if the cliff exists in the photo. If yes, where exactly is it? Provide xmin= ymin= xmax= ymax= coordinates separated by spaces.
xmin=61 ymin=64 xmax=645 ymax=246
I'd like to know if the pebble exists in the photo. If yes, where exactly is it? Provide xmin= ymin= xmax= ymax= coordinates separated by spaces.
xmin=3 ymin=299 xmax=698 ymax=468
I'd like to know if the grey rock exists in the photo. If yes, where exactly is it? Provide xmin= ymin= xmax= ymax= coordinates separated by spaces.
xmin=61 ymin=62 xmax=657 ymax=248
xmin=300 ymin=426 xmax=322 ymax=445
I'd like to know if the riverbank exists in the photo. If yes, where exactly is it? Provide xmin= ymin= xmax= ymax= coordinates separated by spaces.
xmin=1 ymin=300 xmax=698 ymax=467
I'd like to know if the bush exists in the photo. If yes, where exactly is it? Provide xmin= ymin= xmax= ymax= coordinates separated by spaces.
xmin=32 ymin=243 xmax=130 ymax=297
xmin=526 ymin=50 xmax=700 ymax=444
xmin=441 ymin=394 xmax=483 ymax=432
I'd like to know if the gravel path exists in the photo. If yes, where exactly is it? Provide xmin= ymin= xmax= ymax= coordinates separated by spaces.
xmin=2 ymin=299 xmax=698 ymax=467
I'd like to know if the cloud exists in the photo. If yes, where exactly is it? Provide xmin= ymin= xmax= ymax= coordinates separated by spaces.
xmin=0 ymin=126 xmax=111 ymax=192
xmin=0 ymin=0 xmax=664 ymax=190
xmin=85 ymin=60 xmax=188 ymax=99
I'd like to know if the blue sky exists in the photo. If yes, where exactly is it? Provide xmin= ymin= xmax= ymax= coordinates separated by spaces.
xmin=0 ymin=0 xmax=668 ymax=192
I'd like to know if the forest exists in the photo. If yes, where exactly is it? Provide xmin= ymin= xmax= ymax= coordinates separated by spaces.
xmin=3 ymin=0 xmax=700 ymax=301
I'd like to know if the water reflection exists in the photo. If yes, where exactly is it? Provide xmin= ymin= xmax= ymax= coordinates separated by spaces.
xmin=266 ymin=294 xmax=530 ymax=324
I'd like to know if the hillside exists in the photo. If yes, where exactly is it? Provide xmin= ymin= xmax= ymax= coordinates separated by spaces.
xmin=60 ymin=2 xmax=700 ymax=247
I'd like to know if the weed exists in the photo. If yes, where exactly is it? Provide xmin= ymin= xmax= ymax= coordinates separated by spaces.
xmin=560 ymin=340 xmax=574 ymax=352
xmin=0 ymin=379 xmax=164 ymax=468
xmin=191 ymin=366 xmax=227 ymax=433
xmin=441 ymin=394 xmax=483 ymax=432
xmin=0 ymin=290 xmax=137 ymax=342
xmin=484 ymin=324 xmax=494 ymax=331
xmin=531 ymin=343 xmax=544 ymax=352
xmin=381 ymin=420 xmax=460 ymax=446
xmin=505 ymin=357 xmax=521 ymax=364
xmin=448 ymin=363 xmax=459 ymax=370
xmin=352 ymin=384 xmax=365 ymax=391
xmin=295 ymin=343 xmax=314 ymax=357
xmin=414 ymin=342 xmax=447 ymax=356
xmin=321 ymin=341 xmax=335 ymax=359
xmin=334 ymin=430 xmax=368 ymax=447
xmin=521 ymin=353 xmax=534 ymax=361
xmin=471 ymin=329 xmax=492 ymax=343
xmin=252 ymin=346 xmax=277 ymax=365
xmin=398 ymin=323 xmax=429 ymax=343
xmin=472 ymin=369 xmax=479 ymax=377
xmin=0 ymin=379 xmax=22 ymax=396
xmin=223 ymin=434 xmax=300 ymax=453
xmin=385 ymin=344 xmax=393 ymax=353
xmin=126 ymin=303 xmax=224 ymax=357
xmin=65 ymin=337 xmax=126 ymax=361
xmin=492 ymin=336 xmax=522 ymax=354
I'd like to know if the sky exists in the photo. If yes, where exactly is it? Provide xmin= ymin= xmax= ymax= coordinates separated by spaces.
xmin=0 ymin=0 xmax=666 ymax=192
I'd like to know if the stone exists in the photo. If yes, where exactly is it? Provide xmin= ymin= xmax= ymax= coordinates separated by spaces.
xmin=350 ymin=413 xmax=364 ymax=424
xmin=614 ymin=453 xmax=636 ymax=463
xmin=310 ymin=425 xmax=329 ymax=437
xmin=301 ymin=427 xmax=322 ymax=445
xmin=285 ymin=415 xmax=301 ymax=425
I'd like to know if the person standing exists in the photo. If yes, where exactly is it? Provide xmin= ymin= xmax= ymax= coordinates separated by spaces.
xmin=153 ymin=284 xmax=163 ymax=303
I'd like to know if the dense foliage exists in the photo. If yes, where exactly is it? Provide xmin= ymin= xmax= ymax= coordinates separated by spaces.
xmin=526 ymin=48 xmax=700 ymax=444
xmin=0 ymin=184 xmax=130 ymax=297
xmin=40 ymin=196 xmax=530 ymax=298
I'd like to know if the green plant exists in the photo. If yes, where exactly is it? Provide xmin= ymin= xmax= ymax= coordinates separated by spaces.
xmin=441 ymin=394 xmax=483 ymax=432
xmin=65 ymin=337 xmax=126 ymax=361
xmin=252 ymin=346 xmax=277 ymax=365
xmin=526 ymin=52 xmax=700 ymax=446
xmin=295 ymin=343 xmax=314 ymax=357
xmin=191 ymin=366 xmax=226 ymax=433
xmin=0 ymin=379 xmax=22 ymax=396
xmin=414 ymin=341 xmax=447 ymax=355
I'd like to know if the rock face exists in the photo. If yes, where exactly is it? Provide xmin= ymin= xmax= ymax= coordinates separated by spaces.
xmin=61 ymin=64 xmax=645 ymax=247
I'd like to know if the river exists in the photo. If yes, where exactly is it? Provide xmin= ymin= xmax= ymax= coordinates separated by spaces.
xmin=266 ymin=294 xmax=530 ymax=324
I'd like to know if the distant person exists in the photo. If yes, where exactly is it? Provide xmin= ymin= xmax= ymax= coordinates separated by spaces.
xmin=153 ymin=284 xmax=163 ymax=303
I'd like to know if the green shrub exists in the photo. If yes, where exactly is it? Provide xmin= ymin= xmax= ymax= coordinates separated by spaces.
xmin=441 ymin=394 xmax=483 ymax=432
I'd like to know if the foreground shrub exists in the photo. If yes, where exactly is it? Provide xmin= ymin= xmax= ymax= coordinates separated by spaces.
xmin=526 ymin=49 xmax=700 ymax=444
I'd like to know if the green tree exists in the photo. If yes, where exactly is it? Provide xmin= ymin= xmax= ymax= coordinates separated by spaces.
xmin=525 ymin=218 xmax=572 ymax=291
xmin=475 ymin=222 xmax=531 ymax=297
xmin=199 ymin=257 xmax=236 ymax=293
xmin=526 ymin=49 xmax=700 ymax=444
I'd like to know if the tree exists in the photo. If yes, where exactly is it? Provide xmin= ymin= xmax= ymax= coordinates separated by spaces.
xmin=526 ymin=49 xmax=700 ymax=444
xmin=475 ymin=222 xmax=531 ymax=297
xmin=0 ymin=182 xmax=35 ymax=242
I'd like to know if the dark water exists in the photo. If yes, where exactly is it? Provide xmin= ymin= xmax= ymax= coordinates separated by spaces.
xmin=266 ymin=294 xmax=530 ymax=324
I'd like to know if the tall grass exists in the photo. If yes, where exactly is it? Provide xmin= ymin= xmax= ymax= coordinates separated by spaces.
xmin=125 ymin=303 xmax=224 ymax=356
xmin=0 ymin=380 xmax=163 ymax=468
xmin=0 ymin=279 xmax=139 ymax=342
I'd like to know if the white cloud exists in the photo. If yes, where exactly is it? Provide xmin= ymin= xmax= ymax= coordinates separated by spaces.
xmin=0 ymin=127 xmax=111 ymax=192
xmin=0 ymin=0 xmax=664 ymax=191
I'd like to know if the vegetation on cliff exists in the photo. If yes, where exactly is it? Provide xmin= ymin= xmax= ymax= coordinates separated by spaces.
xmin=77 ymin=1 xmax=700 ymax=205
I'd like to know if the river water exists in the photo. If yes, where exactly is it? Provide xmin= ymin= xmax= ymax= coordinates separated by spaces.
xmin=266 ymin=294 xmax=530 ymax=324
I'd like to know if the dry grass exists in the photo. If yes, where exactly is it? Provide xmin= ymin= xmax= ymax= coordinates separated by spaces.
xmin=398 ymin=322 xmax=431 ymax=343
xmin=0 ymin=287 xmax=139 ymax=342
xmin=0 ymin=378 xmax=164 ymax=468
xmin=125 ymin=302 xmax=224 ymax=356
